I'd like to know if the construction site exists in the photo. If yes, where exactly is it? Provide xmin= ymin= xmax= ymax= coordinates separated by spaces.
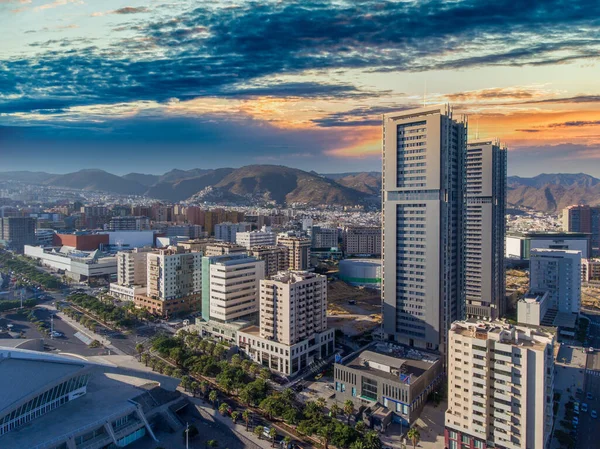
xmin=326 ymin=279 xmax=381 ymax=336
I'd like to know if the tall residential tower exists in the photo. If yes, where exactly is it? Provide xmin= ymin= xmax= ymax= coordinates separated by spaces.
xmin=382 ymin=105 xmax=467 ymax=351
xmin=464 ymin=139 xmax=507 ymax=320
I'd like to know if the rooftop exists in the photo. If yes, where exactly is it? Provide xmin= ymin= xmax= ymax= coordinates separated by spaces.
xmin=450 ymin=319 xmax=555 ymax=349
xmin=507 ymin=231 xmax=590 ymax=239
xmin=270 ymin=270 xmax=321 ymax=283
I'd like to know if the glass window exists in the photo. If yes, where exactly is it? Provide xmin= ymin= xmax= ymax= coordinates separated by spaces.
xmin=449 ymin=431 xmax=458 ymax=439
xmin=360 ymin=377 xmax=378 ymax=401
xmin=462 ymin=435 xmax=470 ymax=443
xmin=351 ymin=387 xmax=357 ymax=397
xmin=474 ymin=441 xmax=484 ymax=449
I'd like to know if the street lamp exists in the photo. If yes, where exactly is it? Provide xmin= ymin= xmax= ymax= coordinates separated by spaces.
xmin=185 ymin=422 xmax=189 ymax=449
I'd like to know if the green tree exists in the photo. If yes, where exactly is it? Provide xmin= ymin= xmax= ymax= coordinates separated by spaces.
xmin=350 ymin=441 xmax=366 ymax=449
xmin=191 ymin=381 xmax=199 ymax=397
xmin=219 ymin=402 xmax=229 ymax=416
xmin=206 ymin=439 xmax=218 ymax=448
xmin=330 ymin=403 xmax=341 ymax=418
xmin=231 ymin=353 xmax=241 ymax=366
xmin=364 ymin=431 xmax=382 ymax=449
xmin=259 ymin=367 xmax=271 ymax=380
xmin=283 ymin=436 xmax=291 ymax=449
xmin=231 ymin=411 xmax=240 ymax=424
xmin=355 ymin=421 xmax=366 ymax=434
xmin=242 ymin=410 xmax=251 ymax=431
xmin=254 ymin=426 xmax=264 ymax=440
xmin=343 ymin=400 xmax=355 ymax=425
xmin=141 ymin=353 xmax=150 ymax=367
xmin=269 ymin=427 xmax=277 ymax=447
xmin=316 ymin=397 xmax=327 ymax=410
xmin=209 ymin=390 xmax=218 ymax=408
xmin=407 ymin=427 xmax=420 ymax=449
xmin=135 ymin=343 xmax=144 ymax=361
xmin=181 ymin=375 xmax=191 ymax=392
xmin=200 ymin=381 xmax=209 ymax=397
xmin=319 ymin=423 xmax=336 ymax=449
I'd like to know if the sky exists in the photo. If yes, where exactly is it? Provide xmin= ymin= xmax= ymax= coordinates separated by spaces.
xmin=1 ymin=0 xmax=600 ymax=176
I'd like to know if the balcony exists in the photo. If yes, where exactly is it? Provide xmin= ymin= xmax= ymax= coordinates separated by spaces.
xmin=472 ymin=366 xmax=487 ymax=377
xmin=494 ymin=391 xmax=512 ymax=403
xmin=494 ymin=420 xmax=511 ymax=432
xmin=473 ymin=403 xmax=486 ymax=414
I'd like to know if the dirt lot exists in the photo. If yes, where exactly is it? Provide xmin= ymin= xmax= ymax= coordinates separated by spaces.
xmin=327 ymin=280 xmax=381 ymax=336
xmin=583 ymin=283 xmax=600 ymax=310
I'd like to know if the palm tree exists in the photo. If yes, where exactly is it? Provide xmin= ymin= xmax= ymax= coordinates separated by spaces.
xmin=181 ymin=375 xmax=191 ymax=392
xmin=269 ymin=427 xmax=277 ymax=447
xmin=283 ymin=436 xmax=291 ymax=449
xmin=231 ymin=411 xmax=240 ymax=424
xmin=209 ymin=390 xmax=218 ymax=408
xmin=135 ymin=343 xmax=144 ymax=361
xmin=355 ymin=421 xmax=366 ymax=434
xmin=219 ymin=402 xmax=229 ymax=416
xmin=191 ymin=381 xmax=199 ymax=397
xmin=364 ymin=431 xmax=382 ymax=449
xmin=259 ymin=367 xmax=271 ymax=380
xmin=343 ymin=400 xmax=355 ymax=425
xmin=407 ymin=427 xmax=420 ymax=449
xmin=206 ymin=440 xmax=218 ymax=448
xmin=350 ymin=441 xmax=366 ymax=449
xmin=141 ymin=353 xmax=150 ymax=367
xmin=200 ymin=381 xmax=209 ymax=397
xmin=231 ymin=353 xmax=241 ymax=366
xmin=254 ymin=426 xmax=264 ymax=440
xmin=318 ymin=423 xmax=335 ymax=449
xmin=242 ymin=410 xmax=251 ymax=431
xmin=316 ymin=397 xmax=327 ymax=410
xmin=330 ymin=403 xmax=341 ymax=418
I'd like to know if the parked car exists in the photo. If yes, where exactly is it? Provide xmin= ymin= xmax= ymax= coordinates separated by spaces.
xmin=592 ymin=410 xmax=598 ymax=419
xmin=587 ymin=392 xmax=594 ymax=401
xmin=574 ymin=404 xmax=580 ymax=414
xmin=582 ymin=403 xmax=589 ymax=413
xmin=572 ymin=416 xmax=579 ymax=426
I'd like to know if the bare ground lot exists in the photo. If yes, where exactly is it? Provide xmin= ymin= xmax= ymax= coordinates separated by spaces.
xmin=327 ymin=280 xmax=381 ymax=336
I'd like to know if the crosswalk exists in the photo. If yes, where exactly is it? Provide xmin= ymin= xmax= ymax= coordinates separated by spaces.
xmin=586 ymin=369 xmax=600 ymax=377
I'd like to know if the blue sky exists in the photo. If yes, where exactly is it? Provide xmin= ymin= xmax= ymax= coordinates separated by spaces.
xmin=1 ymin=0 xmax=600 ymax=175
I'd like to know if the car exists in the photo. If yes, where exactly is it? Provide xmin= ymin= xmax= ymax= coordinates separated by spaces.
xmin=572 ymin=416 xmax=579 ymax=426
xmin=592 ymin=410 xmax=598 ymax=419
xmin=582 ymin=403 xmax=589 ymax=412
xmin=50 ymin=331 xmax=63 ymax=338
xmin=587 ymin=392 xmax=594 ymax=400
xmin=263 ymin=427 xmax=272 ymax=438
xmin=589 ymin=347 xmax=595 ymax=353
xmin=574 ymin=405 xmax=580 ymax=414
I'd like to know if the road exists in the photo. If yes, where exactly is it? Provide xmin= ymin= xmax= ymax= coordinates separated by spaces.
xmin=576 ymin=312 xmax=600 ymax=449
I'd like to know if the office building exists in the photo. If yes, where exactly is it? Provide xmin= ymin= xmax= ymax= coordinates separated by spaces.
xmin=334 ymin=342 xmax=443 ymax=428
xmin=236 ymin=226 xmax=277 ymax=249
xmin=311 ymin=226 xmax=339 ymax=249
xmin=35 ymin=228 xmax=55 ymax=247
xmin=382 ymin=105 xmax=467 ymax=351
xmin=248 ymin=245 xmax=289 ymax=279
xmin=134 ymin=247 xmax=202 ymax=316
xmin=165 ymin=224 xmax=204 ymax=239
xmin=203 ymin=241 xmax=247 ymax=257
xmin=505 ymin=231 xmax=591 ymax=261
xmin=342 ymin=226 xmax=381 ymax=256
xmin=529 ymin=248 xmax=581 ymax=315
xmin=214 ymin=222 xmax=252 ymax=243
xmin=277 ymin=234 xmax=311 ymax=270
xmin=562 ymin=205 xmax=600 ymax=255
xmin=0 ymin=217 xmax=36 ymax=253
xmin=109 ymin=247 xmax=155 ymax=301
xmin=464 ymin=139 xmax=507 ymax=320
xmin=237 ymin=271 xmax=335 ymax=376
xmin=582 ymin=258 xmax=600 ymax=283
xmin=196 ymin=254 xmax=264 ymax=341
xmin=445 ymin=320 xmax=555 ymax=449
xmin=517 ymin=291 xmax=550 ymax=327
xmin=0 ymin=347 xmax=185 ymax=449
xmin=106 ymin=216 xmax=150 ymax=231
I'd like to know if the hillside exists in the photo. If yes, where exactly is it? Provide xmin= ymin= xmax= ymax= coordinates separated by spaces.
xmin=145 ymin=168 xmax=234 ymax=202
xmin=122 ymin=172 xmax=160 ymax=187
xmin=507 ymin=173 xmax=600 ymax=189
xmin=332 ymin=172 xmax=382 ymax=195
xmin=0 ymin=171 xmax=56 ymax=183
xmin=43 ymin=169 xmax=147 ymax=195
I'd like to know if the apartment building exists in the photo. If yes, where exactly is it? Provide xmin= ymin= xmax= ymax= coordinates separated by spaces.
xmin=237 ymin=271 xmax=334 ymax=376
xmin=0 ymin=217 xmax=36 ymax=253
xmin=342 ymin=226 xmax=381 ymax=256
xmin=529 ymin=249 xmax=581 ymax=315
xmin=311 ymin=226 xmax=339 ymax=249
xmin=109 ymin=247 xmax=156 ymax=301
xmin=247 ymin=245 xmax=289 ymax=279
xmin=464 ymin=139 xmax=507 ymax=320
xmin=582 ymin=258 xmax=600 ymax=283
xmin=562 ymin=205 xmax=600 ymax=255
xmin=445 ymin=320 xmax=555 ymax=449
xmin=214 ymin=222 xmax=252 ymax=243
xmin=105 ymin=216 xmax=150 ymax=231
xmin=277 ymin=234 xmax=311 ymax=270
xmin=382 ymin=105 xmax=467 ymax=352
xmin=203 ymin=241 xmax=247 ymax=257
xmin=236 ymin=227 xmax=277 ymax=249
xmin=134 ymin=246 xmax=202 ymax=316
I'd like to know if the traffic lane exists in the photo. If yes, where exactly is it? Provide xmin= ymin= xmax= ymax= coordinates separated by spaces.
xmin=38 ymin=310 xmax=107 ymax=357
xmin=587 ymin=353 xmax=600 ymax=371
xmin=578 ymin=373 xmax=600 ymax=449
xmin=0 ymin=310 xmax=45 ymax=339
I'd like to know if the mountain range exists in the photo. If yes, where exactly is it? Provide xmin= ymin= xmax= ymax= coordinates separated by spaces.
xmin=1 ymin=167 xmax=599 ymax=212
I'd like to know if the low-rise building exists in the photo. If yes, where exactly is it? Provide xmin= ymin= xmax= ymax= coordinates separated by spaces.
xmin=342 ymin=226 xmax=381 ymax=257
xmin=203 ymin=241 xmax=247 ymax=257
xmin=505 ymin=231 xmax=591 ymax=260
xmin=517 ymin=291 xmax=550 ymax=326
xmin=445 ymin=320 xmax=555 ymax=449
xmin=236 ymin=227 xmax=277 ymax=249
xmin=334 ymin=342 xmax=443 ymax=428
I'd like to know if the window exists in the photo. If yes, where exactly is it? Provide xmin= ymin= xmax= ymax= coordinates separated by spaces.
xmin=361 ymin=377 xmax=378 ymax=401
xmin=462 ymin=435 xmax=470 ymax=443
xmin=351 ymin=387 xmax=357 ymax=397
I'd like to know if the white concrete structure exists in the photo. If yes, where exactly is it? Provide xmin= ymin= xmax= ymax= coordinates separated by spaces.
xmin=517 ymin=291 xmax=550 ymax=326
xmin=106 ymin=216 xmax=150 ymax=231
xmin=235 ymin=226 xmax=276 ymax=249
xmin=445 ymin=320 xmax=555 ymax=449
xmin=109 ymin=247 xmax=156 ymax=301
xmin=505 ymin=231 xmax=591 ymax=260
xmin=465 ymin=139 xmax=507 ymax=320
xmin=146 ymin=247 xmax=202 ymax=300
xmin=24 ymin=245 xmax=117 ymax=281
xmin=338 ymin=258 xmax=381 ymax=288
xmin=214 ymin=222 xmax=252 ymax=243
xmin=382 ymin=105 xmax=467 ymax=352
xmin=237 ymin=270 xmax=334 ymax=376
xmin=106 ymin=231 xmax=154 ymax=249
xmin=529 ymin=248 xmax=581 ymax=315
xmin=109 ymin=283 xmax=147 ymax=301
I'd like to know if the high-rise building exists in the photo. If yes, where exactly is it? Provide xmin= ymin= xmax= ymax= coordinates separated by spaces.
xmin=236 ymin=227 xmax=277 ymax=249
xmin=203 ymin=241 xmax=247 ymax=257
xmin=185 ymin=206 xmax=205 ymax=226
xmin=529 ymin=248 xmax=581 ymax=315
xmin=342 ymin=226 xmax=381 ymax=256
xmin=214 ymin=222 xmax=252 ymax=243
xmin=165 ymin=224 xmax=204 ymax=239
xmin=277 ymin=234 xmax=311 ymax=270
xmin=248 ymin=245 xmax=289 ymax=278
xmin=131 ymin=205 xmax=152 ymax=217
xmin=311 ymin=226 xmax=339 ymax=249
xmin=464 ymin=139 xmax=507 ymax=320
xmin=106 ymin=216 xmax=150 ymax=231
xmin=134 ymin=247 xmax=202 ymax=316
xmin=237 ymin=271 xmax=335 ymax=376
xmin=382 ymin=105 xmax=467 ymax=351
xmin=562 ymin=205 xmax=600 ymax=255
xmin=0 ymin=217 xmax=36 ymax=253
xmin=445 ymin=320 xmax=555 ymax=449
xmin=110 ymin=247 xmax=155 ymax=301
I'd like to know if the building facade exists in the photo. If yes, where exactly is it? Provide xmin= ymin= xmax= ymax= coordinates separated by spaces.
xmin=203 ymin=241 xmax=247 ymax=257
xmin=248 ymin=245 xmax=289 ymax=279
xmin=445 ymin=320 xmax=555 ymax=449
xmin=342 ymin=226 xmax=381 ymax=256
xmin=311 ymin=226 xmax=339 ymax=249
xmin=277 ymin=235 xmax=311 ymax=270
xmin=562 ymin=205 xmax=600 ymax=255
xmin=236 ymin=227 xmax=277 ymax=249
xmin=106 ymin=216 xmax=150 ymax=232
xmin=464 ymin=139 xmax=507 ymax=320
xmin=0 ymin=217 xmax=36 ymax=252
xmin=214 ymin=222 xmax=252 ymax=243
xmin=505 ymin=231 xmax=591 ymax=261
xmin=529 ymin=248 xmax=581 ymax=315
xmin=382 ymin=105 xmax=467 ymax=351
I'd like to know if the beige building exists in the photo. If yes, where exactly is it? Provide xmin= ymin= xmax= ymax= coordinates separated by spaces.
xmin=582 ymin=258 xmax=600 ymax=283
xmin=248 ymin=245 xmax=289 ymax=279
xmin=445 ymin=320 xmax=555 ymax=449
xmin=277 ymin=235 xmax=311 ymax=270
xmin=109 ymin=247 xmax=156 ymax=301
xmin=237 ymin=271 xmax=334 ymax=376
xmin=342 ymin=226 xmax=381 ymax=256
xmin=236 ymin=227 xmax=277 ymax=249
xmin=203 ymin=241 xmax=247 ymax=257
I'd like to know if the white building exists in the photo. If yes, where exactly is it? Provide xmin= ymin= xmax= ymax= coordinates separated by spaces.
xmin=105 ymin=216 xmax=150 ymax=231
xmin=106 ymin=231 xmax=155 ymax=249
xmin=146 ymin=247 xmax=202 ymax=301
xmin=235 ymin=226 xmax=276 ymax=249
xmin=517 ymin=291 xmax=550 ymax=326
xmin=109 ymin=247 xmax=155 ymax=301
xmin=214 ymin=222 xmax=252 ymax=243
xmin=237 ymin=271 xmax=334 ymax=376
xmin=529 ymin=249 xmax=581 ymax=315
xmin=505 ymin=231 xmax=590 ymax=261
xmin=277 ymin=234 xmax=311 ymax=270
xmin=445 ymin=320 xmax=555 ymax=449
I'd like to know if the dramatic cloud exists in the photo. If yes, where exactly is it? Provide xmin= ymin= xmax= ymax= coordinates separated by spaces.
xmin=547 ymin=120 xmax=600 ymax=128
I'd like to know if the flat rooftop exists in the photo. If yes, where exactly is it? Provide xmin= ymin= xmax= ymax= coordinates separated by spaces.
xmin=341 ymin=342 xmax=440 ymax=384
xmin=507 ymin=231 xmax=590 ymax=239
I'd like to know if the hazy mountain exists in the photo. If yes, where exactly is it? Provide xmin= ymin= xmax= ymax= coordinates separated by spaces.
xmin=507 ymin=173 xmax=600 ymax=189
xmin=331 ymin=172 xmax=382 ymax=195
xmin=43 ymin=169 xmax=147 ymax=195
xmin=145 ymin=168 xmax=234 ymax=202
xmin=156 ymin=168 xmax=213 ymax=184
xmin=0 ymin=171 xmax=56 ymax=183
xmin=122 ymin=172 xmax=160 ymax=187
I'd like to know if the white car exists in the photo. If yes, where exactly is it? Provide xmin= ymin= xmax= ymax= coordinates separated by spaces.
xmin=592 ymin=410 xmax=598 ymax=419
xmin=582 ymin=403 xmax=589 ymax=413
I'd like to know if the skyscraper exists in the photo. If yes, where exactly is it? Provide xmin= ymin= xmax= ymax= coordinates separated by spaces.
xmin=464 ymin=139 xmax=507 ymax=320
xmin=562 ymin=204 xmax=600 ymax=255
xmin=382 ymin=105 xmax=467 ymax=351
